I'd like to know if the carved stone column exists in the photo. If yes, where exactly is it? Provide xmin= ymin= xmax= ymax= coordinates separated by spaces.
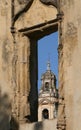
xmin=57 ymin=1 xmax=66 ymax=129
xmin=17 ymin=35 xmax=31 ymax=123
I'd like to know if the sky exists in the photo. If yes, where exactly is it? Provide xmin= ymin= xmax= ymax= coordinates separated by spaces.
xmin=38 ymin=32 xmax=58 ymax=90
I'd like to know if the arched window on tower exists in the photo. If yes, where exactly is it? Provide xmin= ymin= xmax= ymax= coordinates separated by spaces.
xmin=42 ymin=109 xmax=49 ymax=119
xmin=45 ymin=82 xmax=49 ymax=91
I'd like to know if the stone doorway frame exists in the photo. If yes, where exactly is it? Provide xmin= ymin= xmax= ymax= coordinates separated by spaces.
xmin=11 ymin=1 xmax=64 ymax=123
xmin=20 ymin=18 xmax=58 ymax=122
xmin=12 ymin=18 xmax=59 ymax=123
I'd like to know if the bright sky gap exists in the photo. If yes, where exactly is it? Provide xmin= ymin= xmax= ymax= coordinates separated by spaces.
xmin=38 ymin=32 xmax=58 ymax=90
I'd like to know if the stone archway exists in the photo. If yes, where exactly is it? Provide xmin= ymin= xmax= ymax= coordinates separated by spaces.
xmin=42 ymin=109 xmax=49 ymax=119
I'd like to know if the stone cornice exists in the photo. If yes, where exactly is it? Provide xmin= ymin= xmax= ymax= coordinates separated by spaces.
xmin=18 ymin=18 xmax=58 ymax=39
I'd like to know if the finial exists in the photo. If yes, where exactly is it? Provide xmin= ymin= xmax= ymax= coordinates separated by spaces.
xmin=47 ymin=53 xmax=51 ymax=71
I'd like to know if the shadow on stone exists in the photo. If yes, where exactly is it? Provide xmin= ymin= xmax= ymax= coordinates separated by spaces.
xmin=34 ymin=121 xmax=43 ymax=130
xmin=28 ymin=40 xmax=38 ymax=122
xmin=0 ymin=93 xmax=19 ymax=130
xmin=10 ymin=116 xmax=19 ymax=130
xmin=0 ymin=94 xmax=11 ymax=130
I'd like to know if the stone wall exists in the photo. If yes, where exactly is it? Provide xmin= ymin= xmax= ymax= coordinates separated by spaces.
xmin=0 ymin=1 xmax=13 ymax=130
xmin=1 ymin=0 xmax=81 ymax=130
xmin=58 ymin=0 xmax=81 ymax=130
xmin=0 ymin=0 xmax=58 ymax=129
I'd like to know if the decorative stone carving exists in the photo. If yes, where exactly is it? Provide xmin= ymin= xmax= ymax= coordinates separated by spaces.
xmin=58 ymin=43 xmax=63 ymax=53
xmin=17 ymin=0 xmax=29 ymax=4
xmin=40 ymin=0 xmax=57 ymax=7
xmin=11 ymin=0 xmax=34 ymax=27
xmin=66 ymin=22 xmax=77 ymax=37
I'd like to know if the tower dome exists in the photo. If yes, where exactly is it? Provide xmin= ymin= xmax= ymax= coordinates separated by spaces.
xmin=40 ymin=60 xmax=56 ymax=92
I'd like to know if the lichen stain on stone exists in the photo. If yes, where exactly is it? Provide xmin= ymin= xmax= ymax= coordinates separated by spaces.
xmin=2 ymin=39 xmax=11 ymax=64
xmin=66 ymin=23 xmax=77 ymax=37
xmin=64 ymin=23 xmax=78 ymax=65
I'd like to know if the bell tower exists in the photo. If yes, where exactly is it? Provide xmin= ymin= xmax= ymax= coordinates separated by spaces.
xmin=38 ymin=60 xmax=58 ymax=121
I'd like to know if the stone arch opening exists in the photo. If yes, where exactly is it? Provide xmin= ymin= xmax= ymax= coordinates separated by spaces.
xmin=45 ymin=82 xmax=49 ymax=91
xmin=42 ymin=109 xmax=49 ymax=119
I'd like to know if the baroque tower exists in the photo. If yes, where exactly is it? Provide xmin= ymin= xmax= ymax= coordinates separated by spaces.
xmin=38 ymin=60 xmax=58 ymax=121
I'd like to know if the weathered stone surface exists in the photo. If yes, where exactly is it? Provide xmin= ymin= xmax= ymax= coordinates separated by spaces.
xmin=14 ymin=0 xmax=57 ymax=30
xmin=1 ymin=0 xmax=81 ymax=130
xmin=0 ymin=0 xmax=57 ymax=129
xmin=40 ymin=0 xmax=57 ymax=7
xmin=58 ymin=1 xmax=81 ymax=130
